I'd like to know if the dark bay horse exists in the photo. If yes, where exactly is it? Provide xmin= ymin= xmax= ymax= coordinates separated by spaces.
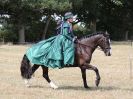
xmin=20 ymin=31 xmax=111 ymax=89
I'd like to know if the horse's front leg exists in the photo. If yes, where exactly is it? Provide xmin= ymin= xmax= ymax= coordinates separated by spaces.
xmin=86 ymin=64 xmax=101 ymax=87
xmin=80 ymin=66 xmax=89 ymax=88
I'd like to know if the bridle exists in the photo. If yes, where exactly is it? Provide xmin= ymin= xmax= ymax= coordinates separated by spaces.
xmin=97 ymin=37 xmax=111 ymax=52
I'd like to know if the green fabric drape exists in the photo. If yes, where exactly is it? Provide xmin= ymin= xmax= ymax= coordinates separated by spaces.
xmin=26 ymin=22 xmax=75 ymax=68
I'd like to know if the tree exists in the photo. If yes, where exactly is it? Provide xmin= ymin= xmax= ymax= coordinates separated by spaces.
xmin=1 ymin=0 xmax=133 ymax=41
xmin=72 ymin=0 xmax=97 ymax=33
xmin=0 ymin=0 xmax=72 ymax=42
xmin=96 ymin=0 xmax=133 ymax=40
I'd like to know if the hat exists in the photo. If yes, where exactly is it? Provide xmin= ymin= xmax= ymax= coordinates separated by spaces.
xmin=64 ymin=12 xmax=73 ymax=19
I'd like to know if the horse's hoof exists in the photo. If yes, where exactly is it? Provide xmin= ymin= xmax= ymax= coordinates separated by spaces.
xmin=95 ymin=79 xmax=100 ymax=87
xmin=50 ymin=81 xmax=58 ymax=89
xmin=24 ymin=79 xmax=30 ymax=87
xmin=26 ymin=84 xmax=30 ymax=87
xmin=84 ymin=85 xmax=90 ymax=89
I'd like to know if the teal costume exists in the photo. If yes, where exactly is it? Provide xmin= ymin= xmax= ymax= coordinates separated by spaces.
xmin=26 ymin=22 xmax=75 ymax=68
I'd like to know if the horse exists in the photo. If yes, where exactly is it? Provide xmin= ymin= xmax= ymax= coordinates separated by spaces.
xmin=20 ymin=31 xmax=111 ymax=89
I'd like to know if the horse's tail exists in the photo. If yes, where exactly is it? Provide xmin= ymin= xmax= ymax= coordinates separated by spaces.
xmin=20 ymin=54 xmax=32 ymax=79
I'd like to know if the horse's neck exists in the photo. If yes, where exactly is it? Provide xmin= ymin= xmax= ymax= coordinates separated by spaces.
xmin=80 ymin=37 xmax=98 ymax=51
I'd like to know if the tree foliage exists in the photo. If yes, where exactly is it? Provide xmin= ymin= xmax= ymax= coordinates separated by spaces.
xmin=0 ymin=0 xmax=133 ymax=42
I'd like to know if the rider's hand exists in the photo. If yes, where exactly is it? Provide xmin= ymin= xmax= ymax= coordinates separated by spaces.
xmin=73 ymin=36 xmax=78 ymax=43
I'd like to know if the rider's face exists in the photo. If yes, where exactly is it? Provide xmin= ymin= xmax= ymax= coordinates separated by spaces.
xmin=68 ymin=18 xmax=73 ymax=23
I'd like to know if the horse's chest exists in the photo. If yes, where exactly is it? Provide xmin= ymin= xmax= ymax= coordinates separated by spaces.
xmin=77 ymin=53 xmax=91 ymax=65
xmin=76 ymin=45 xmax=92 ymax=65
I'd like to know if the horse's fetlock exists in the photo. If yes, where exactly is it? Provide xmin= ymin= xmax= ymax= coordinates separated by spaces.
xmin=96 ymin=77 xmax=100 ymax=80
xmin=94 ymin=68 xmax=98 ymax=72
xmin=43 ymin=74 xmax=48 ymax=78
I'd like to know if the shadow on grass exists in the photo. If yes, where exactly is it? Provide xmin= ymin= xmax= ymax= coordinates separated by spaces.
xmin=27 ymin=84 xmax=133 ymax=92
xmin=58 ymin=86 xmax=133 ymax=92
xmin=29 ymin=85 xmax=45 ymax=88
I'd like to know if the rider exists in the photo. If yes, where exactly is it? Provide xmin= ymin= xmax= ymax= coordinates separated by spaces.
xmin=26 ymin=12 xmax=77 ymax=68
xmin=60 ymin=12 xmax=77 ymax=42
xmin=56 ymin=12 xmax=76 ymax=39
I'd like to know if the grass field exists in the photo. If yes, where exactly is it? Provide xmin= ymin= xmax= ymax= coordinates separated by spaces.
xmin=0 ymin=42 xmax=133 ymax=99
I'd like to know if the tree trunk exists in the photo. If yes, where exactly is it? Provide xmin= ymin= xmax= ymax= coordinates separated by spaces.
xmin=18 ymin=24 xmax=25 ymax=43
xmin=125 ymin=31 xmax=128 ymax=41
xmin=42 ymin=15 xmax=51 ymax=40
xmin=90 ymin=20 xmax=96 ymax=33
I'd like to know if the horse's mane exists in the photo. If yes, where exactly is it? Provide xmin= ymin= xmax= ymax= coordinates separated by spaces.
xmin=79 ymin=31 xmax=105 ymax=40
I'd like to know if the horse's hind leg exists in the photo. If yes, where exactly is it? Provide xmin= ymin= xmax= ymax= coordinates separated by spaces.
xmin=25 ymin=64 xmax=40 ymax=87
xmin=31 ymin=64 xmax=40 ymax=76
xmin=41 ymin=66 xmax=58 ymax=89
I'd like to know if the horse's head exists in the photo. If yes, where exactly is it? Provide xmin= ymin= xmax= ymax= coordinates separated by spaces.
xmin=97 ymin=31 xmax=111 ymax=56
